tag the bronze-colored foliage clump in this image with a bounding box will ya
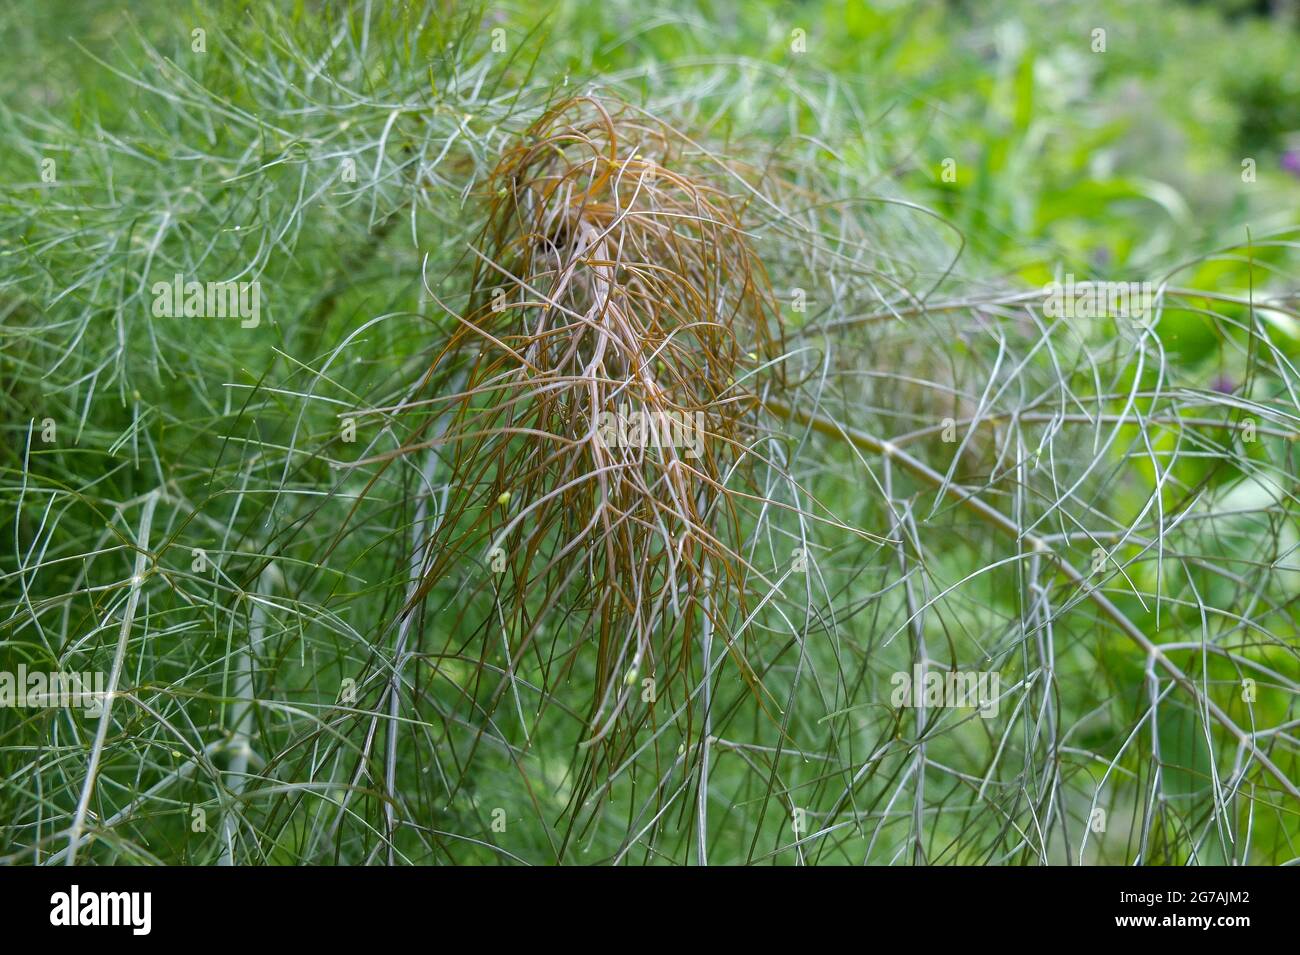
[408,95,786,781]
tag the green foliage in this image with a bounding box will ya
[1,0,1297,866]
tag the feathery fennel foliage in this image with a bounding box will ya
[1,0,1298,865]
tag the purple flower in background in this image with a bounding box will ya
[1282,150,1300,179]
[1210,375,1237,395]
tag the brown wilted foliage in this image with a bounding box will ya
[403,94,787,788]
